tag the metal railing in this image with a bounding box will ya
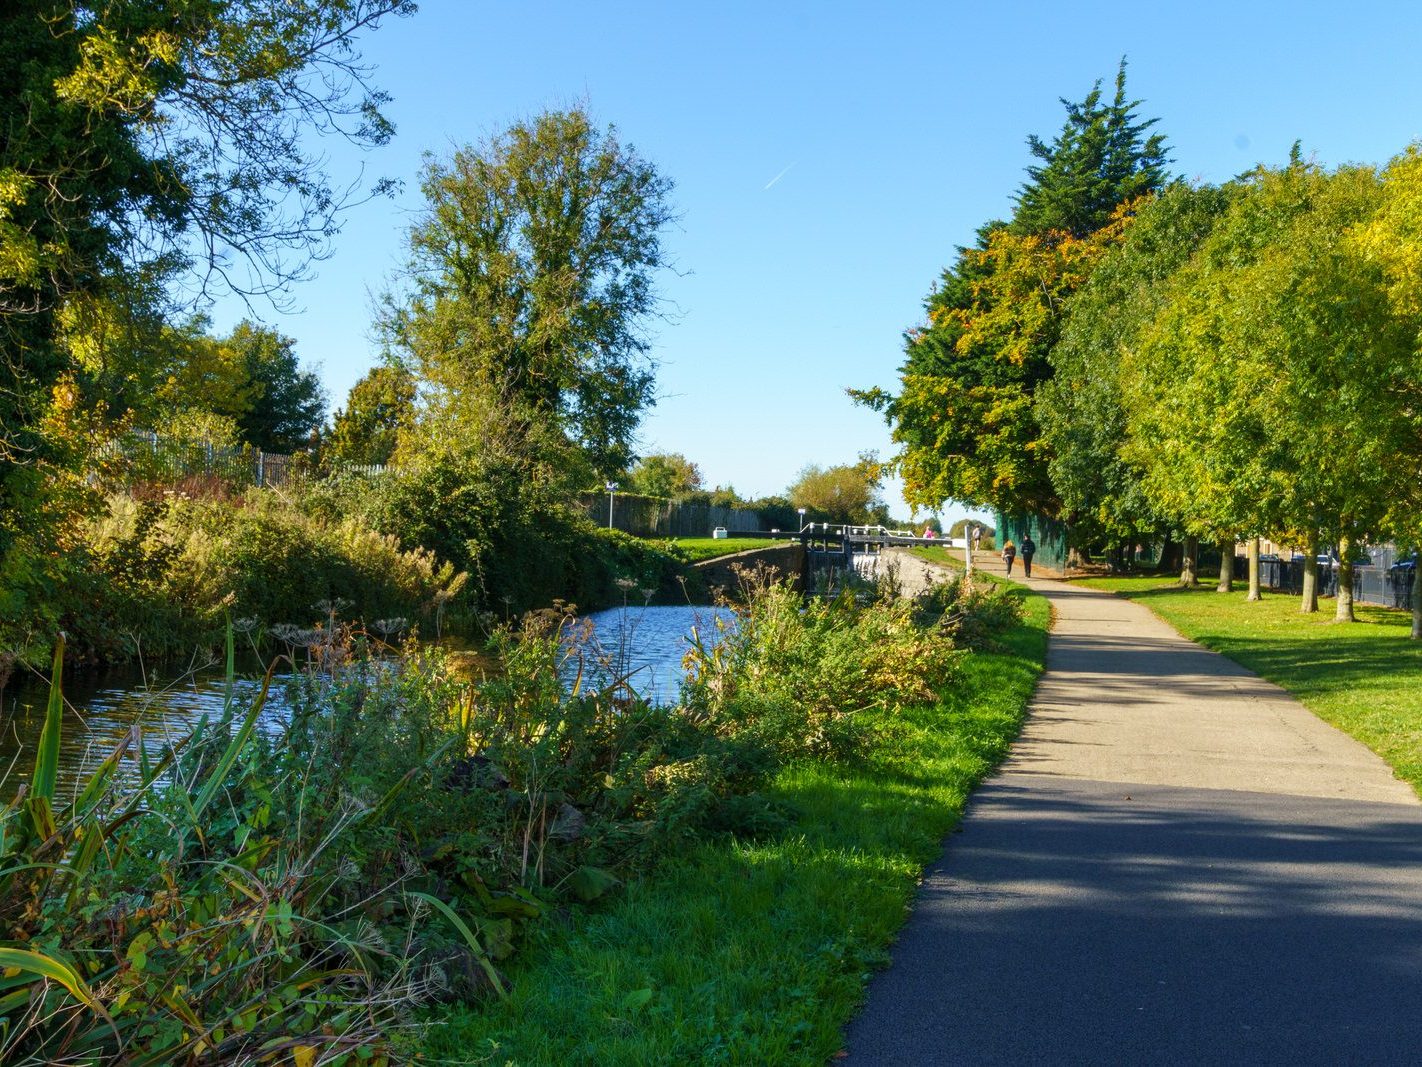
[1250,555,1414,609]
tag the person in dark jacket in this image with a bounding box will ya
[1002,539,1016,575]
[1021,535,1037,577]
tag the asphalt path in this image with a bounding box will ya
[843,561,1422,1065]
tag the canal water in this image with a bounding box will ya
[571,603,736,705]
[0,605,735,791]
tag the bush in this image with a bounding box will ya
[329,451,688,617]
[0,617,787,1060]
[54,491,467,664]
[914,574,1026,650]
[683,569,961,761]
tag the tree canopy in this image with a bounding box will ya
[1014,59,1170,237]
[0,0,409,601]
[626,452,704,500]
[329,364,417,466]
[858,62,1170,517]
[788,457,885,525]
[382,108,675,479]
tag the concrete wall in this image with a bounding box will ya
[692,541,805,598]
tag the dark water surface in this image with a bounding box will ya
[1,605,734,792]
[0,658,294,792]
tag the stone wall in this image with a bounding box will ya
[692,542,805,599]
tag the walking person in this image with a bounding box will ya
[1021,534,1036,578]
[1002,539,1016,576]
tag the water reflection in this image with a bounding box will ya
[574,604,736,705]
[0,660,293,794]
[0,605,735,794]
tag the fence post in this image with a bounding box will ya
[256,450,264,487]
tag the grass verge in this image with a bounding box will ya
[666,536,794,562]
[424,584,1049,1064]
[1076,576,1422,795]
[909,544,966,569]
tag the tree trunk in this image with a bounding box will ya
[1247,537,1261,602]
[1300,531,1319,613]
[1155,534,1177,575]
[1334,535,1355,622]
[1412,562,1422,639]
[1180,536,1199,587]
[1216,539,1235,593]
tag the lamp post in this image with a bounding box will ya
[605,482,616,529]
[797,507,807,533]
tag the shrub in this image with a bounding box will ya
[0,617,788,1060]
[56,491,468,664]
[683,569,961,760]
[914,574,1027,650]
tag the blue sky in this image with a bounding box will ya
[211,1,1422,524]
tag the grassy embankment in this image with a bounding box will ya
[664,536,793,562]
[910,544,965,570]
[1076,576,1422,794]
[427,580,1049,1063]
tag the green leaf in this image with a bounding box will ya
[621,987,653,1013]
[0,946,106,1017]
[568,865,620,902]
[193,658,279,817]
[32,635,66,805]
[406,890,506,998]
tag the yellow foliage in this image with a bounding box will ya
[54,26,176,116]
[1356,144,1422,317]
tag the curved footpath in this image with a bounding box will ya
[844,558,1422,1064]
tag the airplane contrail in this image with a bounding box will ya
[763,162,796,190]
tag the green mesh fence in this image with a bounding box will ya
[994,511,1070,572]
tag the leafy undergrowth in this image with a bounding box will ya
[1077,576,1422,795]
[424,581,1049,1064]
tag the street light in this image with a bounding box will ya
[797,507,807,532]
[605,481,616,529]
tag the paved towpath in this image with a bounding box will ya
[844,557,1422,1064]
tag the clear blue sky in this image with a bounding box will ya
[211,1,1422,526]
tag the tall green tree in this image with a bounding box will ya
[1014,58,1171,236]
[859,65,1170,517]
[787,457,884,525]
[381,108,675,479]
[1037,183,1231,549]
[1122,161,1412,618]
[225,321,326,453]
[329,364,417,466]
[1355,144,1422,636]
[626,452,703,500]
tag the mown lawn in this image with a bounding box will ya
[424,584,1049,1064]
[667,536,793,562]
[1076,576,1422,795]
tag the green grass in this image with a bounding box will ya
[668,536,795,562]
[1076,576,1422,795]
[425,587,1049,1064]
[909,544,965,569]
